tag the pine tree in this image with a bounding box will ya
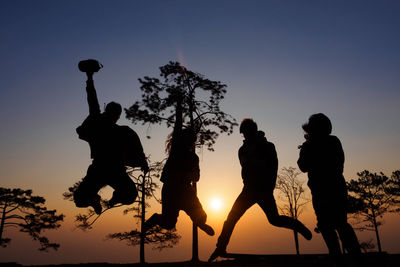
[0,188,64,251]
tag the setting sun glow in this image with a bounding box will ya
[210,197,223,211]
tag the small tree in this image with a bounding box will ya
[347,170,398,253]
[106,162,180,262]
[359,239,376,253]
[125,61,237,260]
[276,167,309,255]
[388,170,400,212]
[64,161,180,262]
[0,188,64,251]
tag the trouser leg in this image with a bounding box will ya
[144,212,178,231]
[259,193,311,239]
[313,198,342,257]
[155,184,180,230]
[182,185,215,235]
[144,213,163,230]
[73,164,105,207]
[320,227,342,256]
[182,185,208,226]
[108,168,138,206]
[337,222,361,255]
[216,188,254,250]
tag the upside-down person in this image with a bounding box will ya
[143,95,214,236]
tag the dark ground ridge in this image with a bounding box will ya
[1,253,399,267]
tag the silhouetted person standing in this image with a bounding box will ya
[73,59,148,214]
[209,119,312,262]
[143,97,214,236]
[297,113,361,260]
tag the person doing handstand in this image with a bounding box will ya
[209,118,312,262]
[144,96,214,236]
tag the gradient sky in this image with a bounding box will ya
[1,0,400,265]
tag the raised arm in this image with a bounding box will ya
[86,73,101,116]
[170,97,183,149]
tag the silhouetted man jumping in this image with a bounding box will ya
[208,119,312,262]
[297,113,360,261]
[73,59,148,214]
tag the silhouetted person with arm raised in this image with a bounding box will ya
[208,119,312,262]
[297,113,360,262]
[143,96,214,236]
[73,59,148,214]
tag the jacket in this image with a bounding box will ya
[238,131,278,189]
[297,135,346,194]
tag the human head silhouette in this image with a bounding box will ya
[166,128,197,154]
[302,113,332,137]
[240,118,258,140]
[180,128,197,151]
[104,101,122,123]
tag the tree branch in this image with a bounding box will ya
[5,204,20,214]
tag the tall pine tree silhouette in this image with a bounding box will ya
[126,61,237,260]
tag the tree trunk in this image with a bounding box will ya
[0,204,6,241]
[191,182,199,262]
[140,173,146,263]
[185,84,200,262]
[293,230,300,255]
[189,93,199,262]
[372,214,382,253]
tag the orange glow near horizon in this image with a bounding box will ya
[209,196,223,211]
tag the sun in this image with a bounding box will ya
[210,197,223,211]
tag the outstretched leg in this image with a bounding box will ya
[143,213,163,231]
[182,185,214,236]
[260,193,312,240]
[209,188,255,262]
[144,184,179,231]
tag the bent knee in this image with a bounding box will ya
[268,218,280,226]
[162,219,177,230]
[163,223,176,230]
[114,188,138,205]
[190,209,207,225]
[73,192,89,208]
[161,215,178,230]
[267,213,287,226]
[74,200,89,208]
